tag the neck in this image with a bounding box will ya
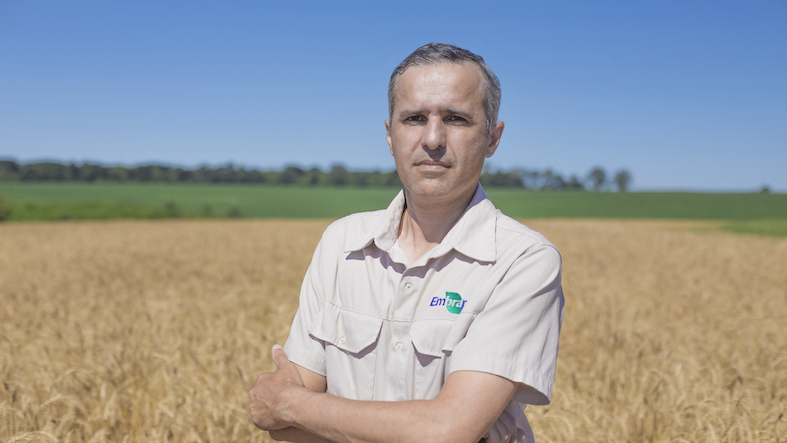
[397,186,476,263]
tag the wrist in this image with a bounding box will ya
[280,384,315,427]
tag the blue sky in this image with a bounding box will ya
[1,0,785,191]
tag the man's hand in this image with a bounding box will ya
[248,344,305,431]
[482,405,531,443]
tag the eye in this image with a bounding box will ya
[404,115,426,124]
[445,115,467,124]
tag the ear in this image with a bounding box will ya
[485,121,504,158]
[385,119,394,156]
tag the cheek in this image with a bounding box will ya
[458,138,489,164]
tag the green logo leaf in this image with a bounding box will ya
[445,292,464,314]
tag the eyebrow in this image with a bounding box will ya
[397,109,476,120]
[446,109,475,120]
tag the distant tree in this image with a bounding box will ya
[587,167,607,191]
[328,165,349,186]
[189,166,212,182]
[540,169,566,190]
[173,167,191,182]
[161,166,179,182]
[565,175,585,190]
[519,170,542,189]
[381,170,402,187]
[107,166,129,181]
[242,169,267,184]
[481,170,524,188]
[613,170,632,192]
[19,162,68,181]
[149,165,167,182]
[491,171,513,187]
[280,166,305,185]
[265,170,282,184]
[0,160,20,180]
[300,168,324,186]
[212,165,239,183]
[4,159,626,191]
[353,171,372,187]
[0,194,11,221]
[480,166,525,188]
[78,163,104,181]
[65,163,80,180]
[130,165,153,181]
[365,171,384,187]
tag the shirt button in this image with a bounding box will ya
[405,282,413,290]
[338,336,346,344]
[395,342,403,350]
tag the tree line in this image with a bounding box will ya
[0,160,633,191]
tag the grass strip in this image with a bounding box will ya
[6,201,196,221]
[718,219,787,237]
[1,183,786,221]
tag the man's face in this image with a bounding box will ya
[385,62,504,206]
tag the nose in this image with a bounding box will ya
[422,117,446,151]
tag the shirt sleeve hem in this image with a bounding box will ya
[447,361,554,405]
[283,340,326,377]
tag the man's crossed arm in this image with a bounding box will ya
[249,345,526,443]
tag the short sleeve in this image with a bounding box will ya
[283,238,328,376]
[448,244,564,405]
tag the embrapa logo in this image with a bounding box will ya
[430,292,466,314]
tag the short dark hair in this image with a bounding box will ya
[388,43,501,134]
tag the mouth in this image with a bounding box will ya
[414,160,450,168]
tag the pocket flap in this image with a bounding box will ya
[410,320,457,357]
[309,303,383,354]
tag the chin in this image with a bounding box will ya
[408,183,457,201]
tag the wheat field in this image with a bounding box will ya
[1,219,785,442]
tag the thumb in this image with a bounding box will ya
[271,344,290,369]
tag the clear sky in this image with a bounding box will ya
[1,0,785,191]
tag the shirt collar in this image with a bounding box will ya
[345,183,497,263]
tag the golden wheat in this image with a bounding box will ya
[1,219,785,442]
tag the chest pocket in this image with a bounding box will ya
[410,320,457,357]
[308,302,382,400]
[410,311,475,356]
[409,319,468,398]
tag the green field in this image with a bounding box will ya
[1,183,786,236]
[0,183,402,219]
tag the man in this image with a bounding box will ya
[249,43,564,443]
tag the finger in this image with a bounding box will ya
[486,419,506,443]
[486,425,502,443]
[271,344,289,369]
[502,410,515,431]
[500,411,515,442]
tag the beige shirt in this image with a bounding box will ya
[284,184,564,436]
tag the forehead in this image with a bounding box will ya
[394,62,485,111]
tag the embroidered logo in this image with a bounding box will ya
[430,292,466,314]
